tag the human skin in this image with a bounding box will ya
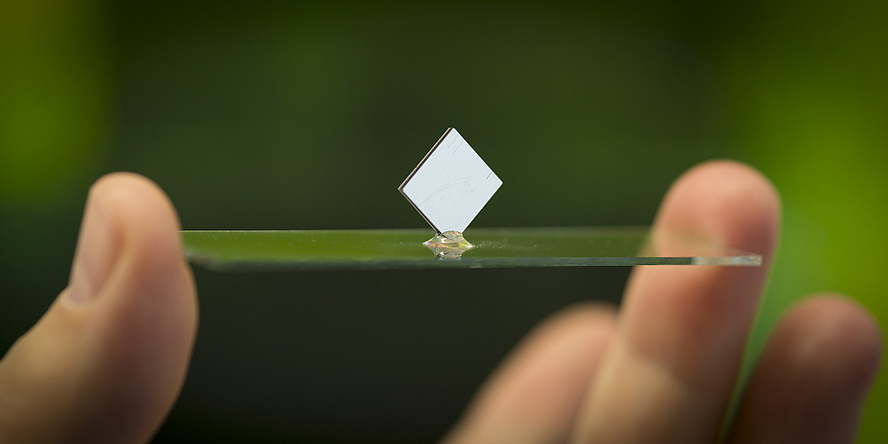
[0,161,881,443]
[444,161,882,444]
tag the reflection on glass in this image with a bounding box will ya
[423,231,475,260]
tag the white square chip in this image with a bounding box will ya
[399,128,502,234]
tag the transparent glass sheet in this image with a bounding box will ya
[182,227,761,272]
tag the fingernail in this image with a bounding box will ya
[67,183,118,304]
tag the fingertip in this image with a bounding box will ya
[72,172,197,441]
[729,294,883,443]
[772,294,883,396]
[655,160,781,260]
[445,303,617,444]
[90,172,184,262]
[619,160,784,385]
[86,172,198,418]
[83,172,195,311]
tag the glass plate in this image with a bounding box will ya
[182,227,761,271]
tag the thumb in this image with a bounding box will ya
[0,173,198,444]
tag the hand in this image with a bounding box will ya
[0,162,881,443]
[0,174,198,443]
[443,161,882,444]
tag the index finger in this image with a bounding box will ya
[572,160,781,443]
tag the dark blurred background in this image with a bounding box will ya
[2,1,886,442]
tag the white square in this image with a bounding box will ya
[399,128,502,233]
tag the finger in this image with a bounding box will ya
[0,173,198,444]
[444,303,617,444]
[573,160,781,443]
[727,295,882,444]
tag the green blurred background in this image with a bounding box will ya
[1,1,886,442]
